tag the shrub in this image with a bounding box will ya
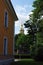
[34,44,43,61]
[14,54,31,59]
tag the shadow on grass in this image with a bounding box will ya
[10,59,43,65]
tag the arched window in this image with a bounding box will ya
[4,37,8,55]
[4,11,8,27]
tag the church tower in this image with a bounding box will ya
[20,24,24,34]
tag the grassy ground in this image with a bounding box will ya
[10,59,43,65]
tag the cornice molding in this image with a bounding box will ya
[5,0,18,21]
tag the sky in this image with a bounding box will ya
[11,0,34,34]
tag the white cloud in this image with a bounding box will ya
[15,5,30,24]
[17,13,29,22]
[24,28,28,35]
[14,5,32,34]
[15,21,21,27]
[15,5,26,13]
[28,11,33,15]
[15,5,33,22]
[11,0,33,34]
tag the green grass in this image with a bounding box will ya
[18,59,34,61]
[10,59,43,65]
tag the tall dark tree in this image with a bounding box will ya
[24,14,37,43]
[24,14,37,55]
[32,0,43,45]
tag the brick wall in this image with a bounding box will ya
[0,0,14,55]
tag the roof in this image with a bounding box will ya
[5,0,18,21]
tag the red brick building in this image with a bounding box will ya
[0,0,18,56]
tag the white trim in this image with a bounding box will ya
[4,10,8,28]
[3,36,8,55]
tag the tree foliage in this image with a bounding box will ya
[32,0,43,44]
[24,0,43,56]
[16,34,30,51]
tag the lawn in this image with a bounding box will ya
[10,59,43,65]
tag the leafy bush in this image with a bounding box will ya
[34,44,43,61]
[14,54,31,59]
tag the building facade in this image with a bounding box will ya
[0,0,18,56]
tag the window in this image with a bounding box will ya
[4,37,8,55]
[4,11,8,27]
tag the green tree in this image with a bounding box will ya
[15,34,21,50]
[30,0,43,58]
[23,0,43,57]
[16,34,30,53]
[24,14,37,44]
[32,0,43,45]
